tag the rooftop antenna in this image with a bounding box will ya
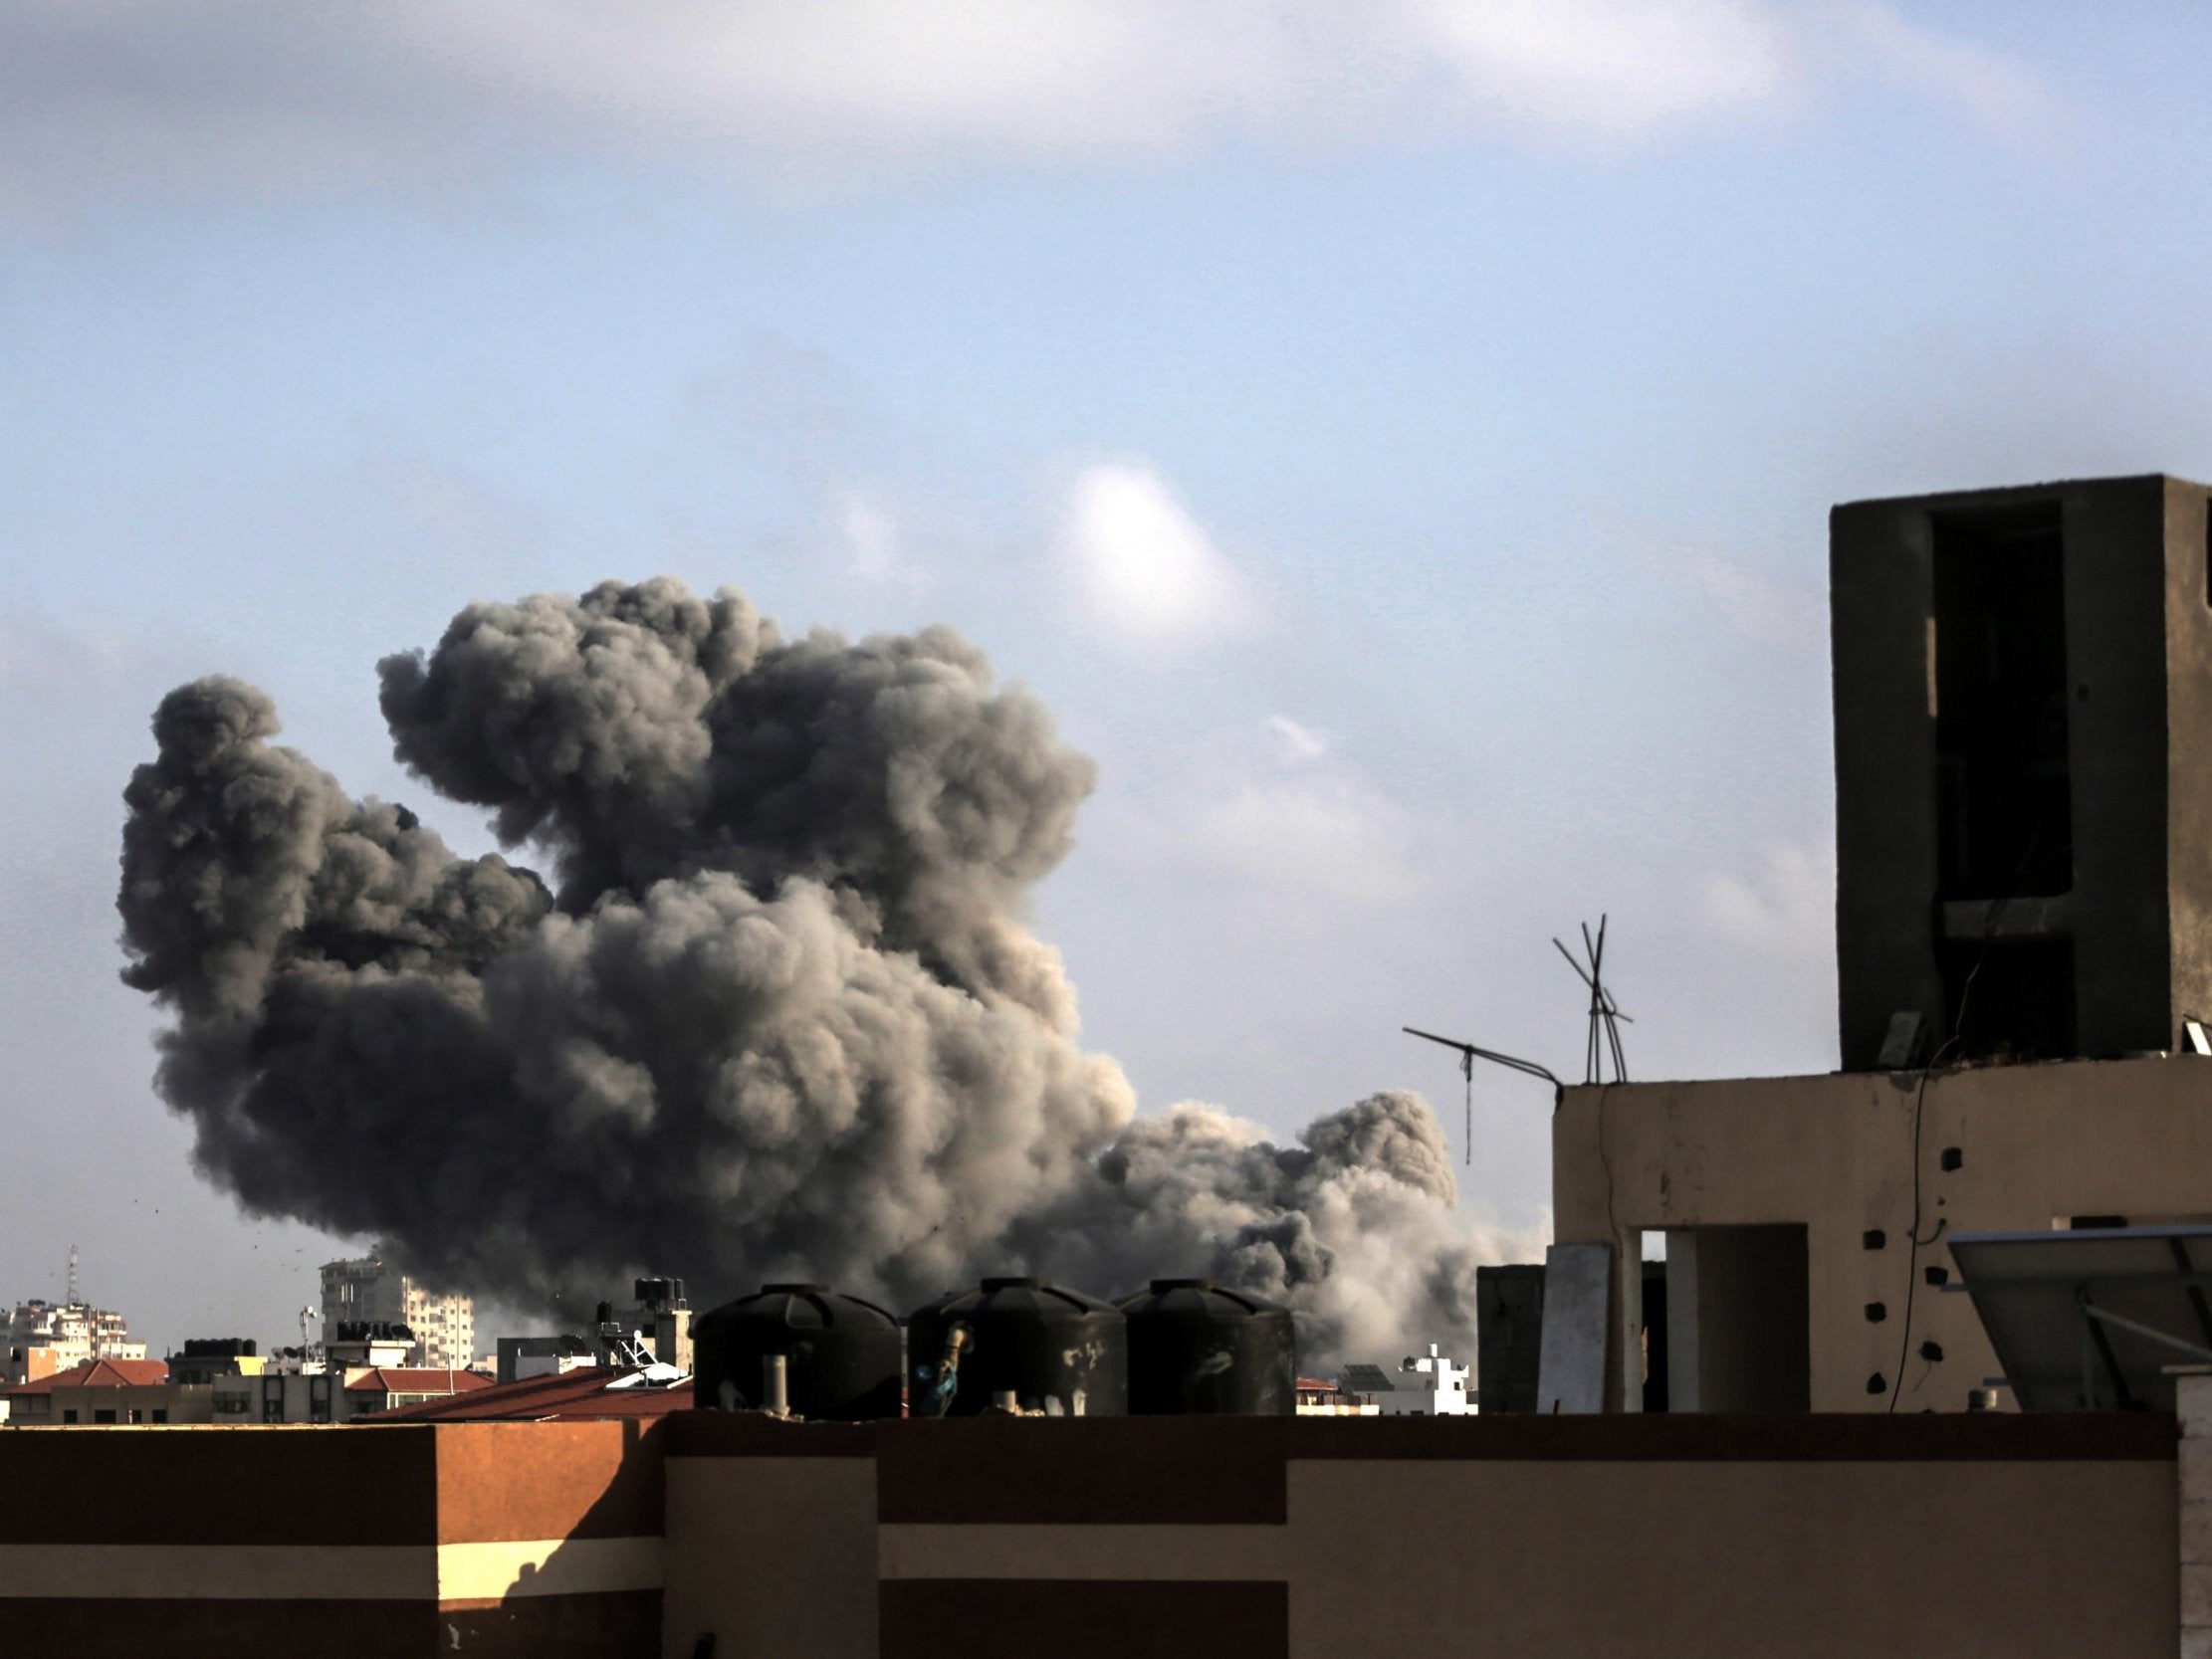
[1553,914,1631,1085]
[301,1307,319,1349]
[1400,1027,1563,1166]
[66,1244,79,1307]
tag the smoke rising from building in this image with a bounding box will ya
[118,578,1520,1364]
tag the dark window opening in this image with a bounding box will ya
[93,1409,115,1424]
[2070,1214,2130,1230]
[62,1409,78,1424]
[1931,503,2072,900]
[1937,938,2075,1062]
[1640,1259,1668,1413]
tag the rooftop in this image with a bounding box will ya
[370,1365,692,1421]
[1,1358,168,1394]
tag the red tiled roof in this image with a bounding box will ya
[344,1367,494,1395]
[370,1366,695,1421]
[2,1358,168,1394]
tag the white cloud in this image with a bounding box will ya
[1822,1,2054,138]
[1176,717,1435,910]
[835,493,908,584]
[0,3,2050,220]
[1408,0,1790,139]
[1700,842,1835,958]
[1266,715,1331,767]
[1190,773,1431,909]
[1056,461,1257,648]
[1675,550,1827,653]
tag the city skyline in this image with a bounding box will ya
[15,6,2212,1350]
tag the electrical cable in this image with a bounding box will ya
[1886,869,2027,1412]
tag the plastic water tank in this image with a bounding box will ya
[691,1283,903,1420]
[906,1277,1127,1417]
[1119,1279,1296,1415]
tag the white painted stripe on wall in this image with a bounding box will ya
[878,1523,1288,1581]
[437,1536,665,1601]
[0,1537,665,1602]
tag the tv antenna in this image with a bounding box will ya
[1401,1027,1562,1166]
[1554,915,1630,1085]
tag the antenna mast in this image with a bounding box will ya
[1401,1027,1563,1166]
[66,1244,79,1306]
[1553,915,1631,1085]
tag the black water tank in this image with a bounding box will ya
[907,1277,1127,1417]
[692,1283,903,1420]
[1120,1279,1296,1415]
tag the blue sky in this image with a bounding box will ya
[7,2,2212,1349]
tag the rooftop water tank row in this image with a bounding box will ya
[692,1277,1296,1420]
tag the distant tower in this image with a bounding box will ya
[1831,475,2212,1068]
[66,1244,78,1306]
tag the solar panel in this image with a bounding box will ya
[1946,1225,2212,1411]
[1337,1363,1393,1394]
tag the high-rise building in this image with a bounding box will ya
[318,1250,474,1370]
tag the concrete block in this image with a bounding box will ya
[2180,1373,2212,1436]
[2181,1499,2212,1566]
[1535,1242,1611,1415]
[2181,1562,2212,1630]
[2182,1438,2212,1498]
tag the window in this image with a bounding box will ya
[62,1409,78,1424]
[263,1398,283,1423]
[151,1409,168,1425]
[127,1409,143,1424]
[93,1409,115,1424]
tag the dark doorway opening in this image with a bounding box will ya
[1661,1224,1811,1412]
[1931,503,2073,902]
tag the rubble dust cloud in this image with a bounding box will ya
[117,578,1525,1364]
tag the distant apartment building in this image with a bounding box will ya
[0,1357,200,1424]
[4,1298,146,1385]
[319,1250,474,1369]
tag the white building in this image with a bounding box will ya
[4,1299,146,1385]
[1341,1344,1475,1416]
[319,1250,474,1369]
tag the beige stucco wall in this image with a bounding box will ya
[778,1440,2177,1659]
[1554,1055,2212,1411]
[661,1455,877,1659]
[1286,1455,2175,1659]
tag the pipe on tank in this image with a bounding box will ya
[763,1352,789,1418]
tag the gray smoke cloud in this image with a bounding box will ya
[118,578,1523,1366]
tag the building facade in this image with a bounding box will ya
[3,1298,145,1385]
[1541,474,2212,1417]
[320,1250,474,1369]
[0,1412,2178,1658]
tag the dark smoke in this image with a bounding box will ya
[118,579,1525,1365]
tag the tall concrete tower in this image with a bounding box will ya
[1831,474,2212,1069]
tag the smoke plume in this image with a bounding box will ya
[118,578,1520,1365]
